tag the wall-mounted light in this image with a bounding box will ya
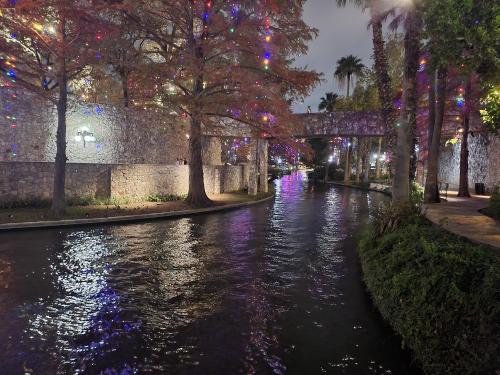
[75,126,96,147]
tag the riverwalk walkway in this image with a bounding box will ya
[0,192,274,231]
[424,193,500,249]
[328,181,500,249]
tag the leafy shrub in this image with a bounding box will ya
[358,213,500,374]
[370,201,421,238]
[483,185,500,219]
[0,198,51,209]
[146,193,185,202]
[410,182,424,204]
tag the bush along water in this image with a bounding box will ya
[358,202,500,375]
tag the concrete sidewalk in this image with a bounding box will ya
[424,193,500,249]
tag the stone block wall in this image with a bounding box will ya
[438,134,500,192]
[0,87,190,164]
[220,165,249,192]
[110,165,190,198]
[0,162,248,204]
[0,162,111,202]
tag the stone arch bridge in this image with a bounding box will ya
[202,111,386,195]
[204,111,386,139]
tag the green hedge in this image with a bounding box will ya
[358,215,500,375]
[483,186,500,220]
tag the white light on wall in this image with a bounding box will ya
[75,127,96,148]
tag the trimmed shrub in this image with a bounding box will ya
[358,210,500,374]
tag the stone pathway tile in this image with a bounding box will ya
[424,194,500,249]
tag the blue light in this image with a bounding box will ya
[6,69,16,78]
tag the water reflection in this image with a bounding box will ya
[0,172,421,374]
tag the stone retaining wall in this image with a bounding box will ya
[438,134,500,192]
[0,162,248,203]
[0,87,190,164]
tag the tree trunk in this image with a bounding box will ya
[375,137,382,179]
[346,73,351,97]
[363,138,370,183]
[343,139,351,182]
[424,67,448,203]
[392,11,420,203]
[120,70,129,108]
[52,74,68,216]
[369,4,395,162]
[185,5,210,206]
[51,18,68,217]
[457,76,472,197]
[427,71,436,151]
[186,115,210,206]
[355,137,362,183]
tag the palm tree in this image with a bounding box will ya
[379,3,422,202]
[334,55,364,97]
[336,0,396,168]
[318,92,338,112]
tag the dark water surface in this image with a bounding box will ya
[0,172,421,374]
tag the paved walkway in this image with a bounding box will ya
[424,193,500,249]
[0,194,274,232]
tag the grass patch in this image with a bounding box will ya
[358,205,500,374]
[65,195,136,207]
[146,193,186,202]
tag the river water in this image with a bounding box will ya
[0,172,421,374]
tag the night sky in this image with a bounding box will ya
[293,0,373,113]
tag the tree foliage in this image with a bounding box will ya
[480,85,499,133]
[318,92,338,112]
[334,54,364,97]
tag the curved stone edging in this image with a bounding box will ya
[326,181,391,196]
[0,194,275,232]
[423,199,500,250]
[329,181,499,249]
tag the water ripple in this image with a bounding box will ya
[0,172,421,374]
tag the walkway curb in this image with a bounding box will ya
[423,198,500,250]
[0,194,275,232]
[329,181,500,249]
[326,181,391,196]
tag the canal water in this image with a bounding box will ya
[0,172,421,374]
